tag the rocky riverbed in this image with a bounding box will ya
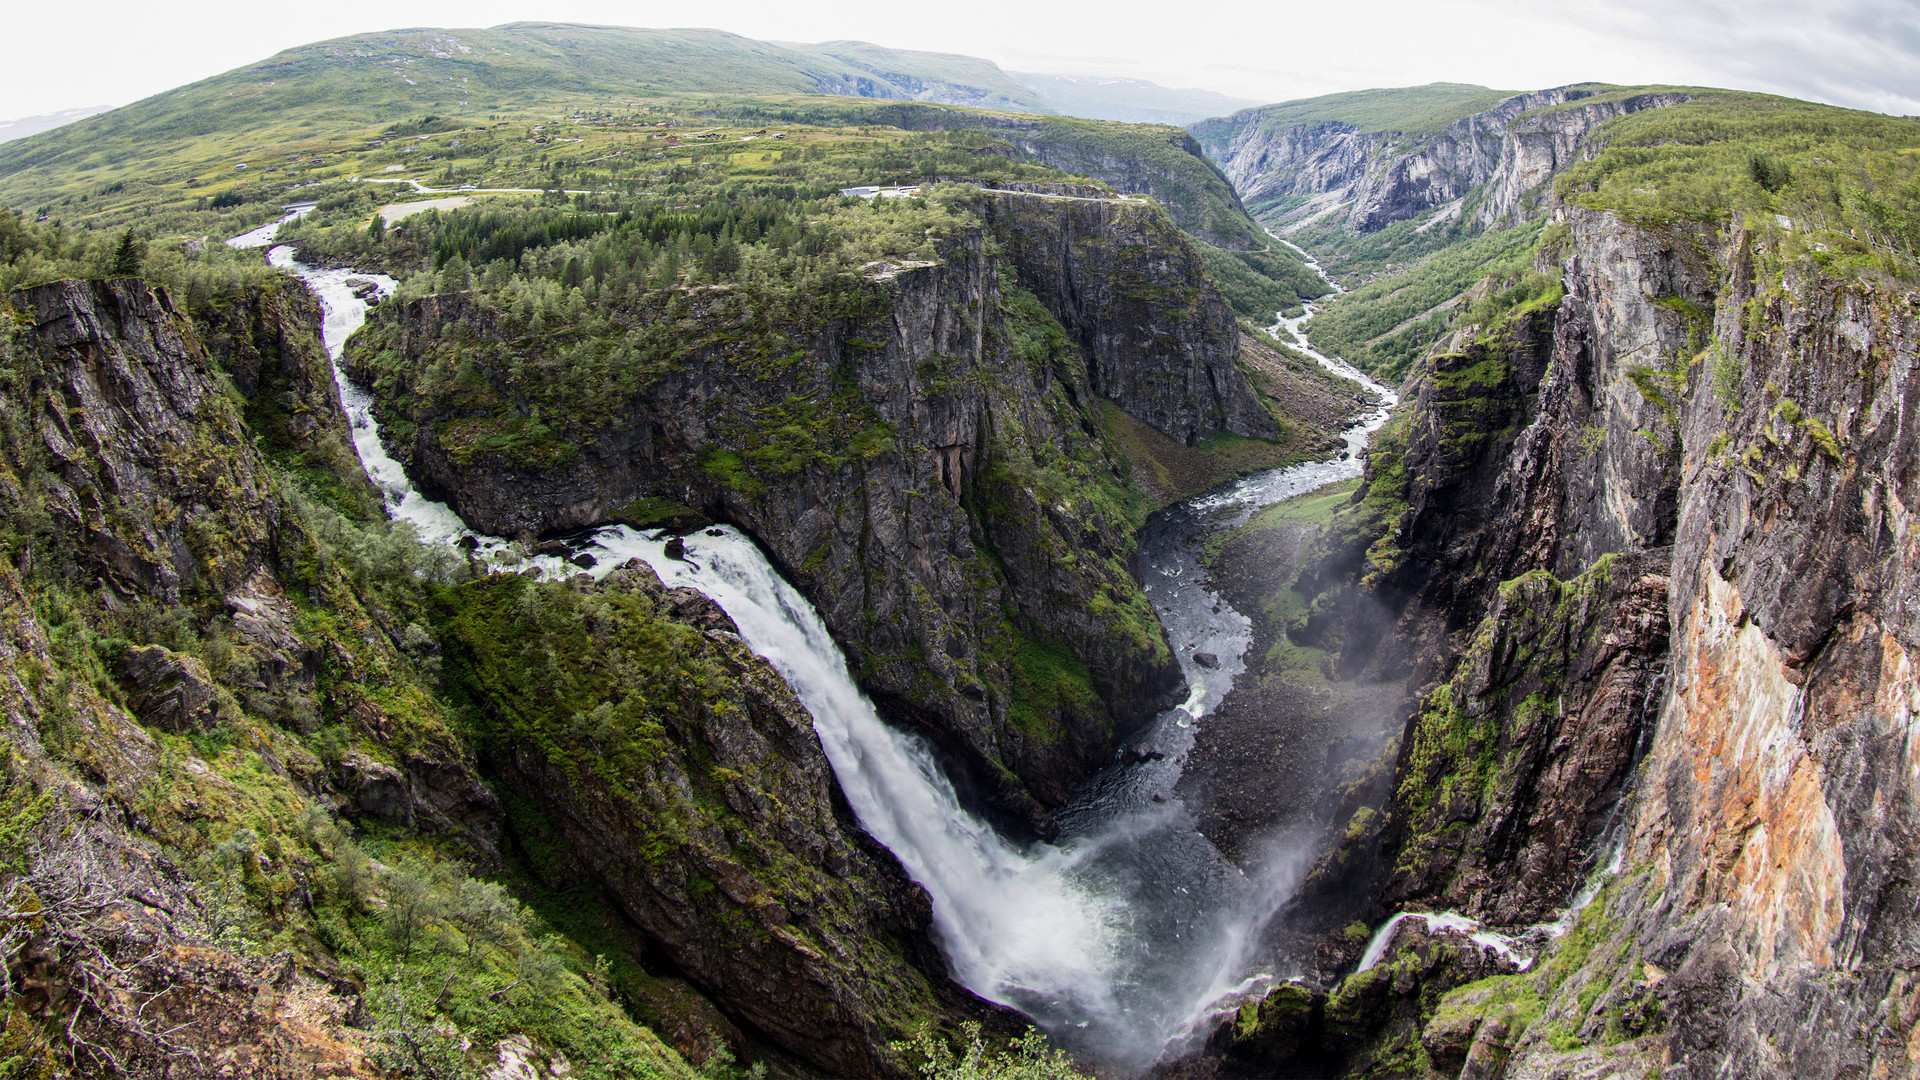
[1179,502,1409,869]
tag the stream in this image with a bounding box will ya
[233,212,1404,1072]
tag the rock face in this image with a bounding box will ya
[1377,551,1670,924]
[343,194,1277,825]
[1256,201,1920,1075]
[1,277,501,848]
[978,190,1277,445]
[443,562,1011,1077]
[5,278,292,602]
[1575,211,1920,1080]
[1191,87,1689,236]
[194,276,383,517]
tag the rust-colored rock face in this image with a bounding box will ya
[1244,198,1920,1076]
[1640,573,1848,978]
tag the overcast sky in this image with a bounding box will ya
[4,0,1917,121]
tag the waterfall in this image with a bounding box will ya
[238,210,1402,1072]
[243,218,1137,1040]
[610,529,1127,1013]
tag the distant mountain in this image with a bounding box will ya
[777,40,1050,113]
[0,23,1051,180]
[1188,82,1514,140]
[0,24,1067,193]
[0,106,112,143]
[1010,73,1259,125]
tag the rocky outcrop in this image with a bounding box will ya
[1219,922,1520,1076]
[977,190,1277,445]
[4,278,293,602]
[441,562,1014,1077]
[342,197,1279,824]
[1533,208,1920,1079]
[117,644,234,733]
[1377,551,1670,924]
[194,276,382,517]
[1192,87,1689,237]
[1,277,502,850]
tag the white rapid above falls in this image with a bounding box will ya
[236,214,600,579]
[233,209,1404,1073]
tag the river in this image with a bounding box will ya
[233,211,1401,1072]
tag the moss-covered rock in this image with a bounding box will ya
[434,561,1016,1076]
[0,276,707,1078]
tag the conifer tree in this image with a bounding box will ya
[107,228,141,277]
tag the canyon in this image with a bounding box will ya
[0,45,1916,1080]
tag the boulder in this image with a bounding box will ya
[118,646,228,734]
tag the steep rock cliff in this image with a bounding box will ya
[1501,208,1920,1079]
[977,190,1276,445]
[0,279,676,1077]
[342,194,1278,826]
[437,563,1013,1077]
[193,277,383,518]
[1192,87,1688,236]
[7,278,295,603]
[1,278,499,844]
[1244,199,1920,1076]
[1267,213,1698,957]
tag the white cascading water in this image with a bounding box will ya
[235,211,588,577]
[233,209,1404,1072]
[621,529,1128,1011]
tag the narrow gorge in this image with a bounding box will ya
[262,186,1399,1073]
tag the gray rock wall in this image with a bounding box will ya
[1195,87,1689,236]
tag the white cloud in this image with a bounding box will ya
[1493,0,1920,113]
[0,0,1913,122]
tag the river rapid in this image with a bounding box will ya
[234,212,1403,1073]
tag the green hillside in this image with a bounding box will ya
[728,100,1333,308]
[0,23,1043,196]
[0,22,1330,321]
[1555,88,1920,232]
